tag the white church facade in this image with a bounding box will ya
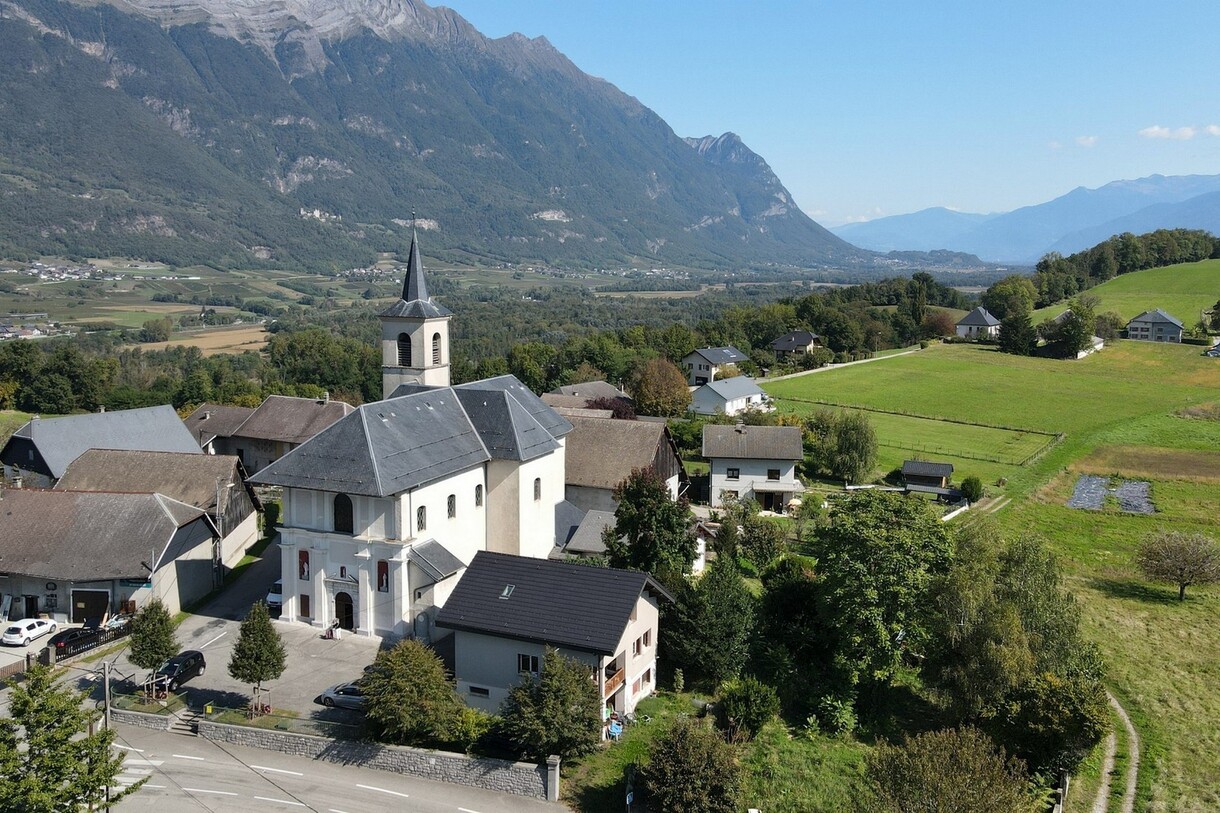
[249,232,571,640]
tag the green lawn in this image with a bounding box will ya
[1032,259,1220,325]
[0,410,31,445]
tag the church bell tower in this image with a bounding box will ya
[379,228,452,398]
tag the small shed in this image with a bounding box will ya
[902,459,954,489]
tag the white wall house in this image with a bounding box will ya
[703,423,805,514]
[955,306,1001,339]
[689,377,771,417]
[680,346,748,386]
[436,552,672,726]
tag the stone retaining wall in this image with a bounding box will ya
[196,720,557,800]
[111,708,171,731]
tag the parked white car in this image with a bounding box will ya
[266,579,283,613]
[2,618,57,646]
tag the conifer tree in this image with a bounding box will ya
[499,648,601,761]
[227,601,286,714]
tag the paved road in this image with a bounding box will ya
[110,724,566,813]
[762,347,921,382]
[79,538,384,721]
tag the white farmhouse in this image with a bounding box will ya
[703,423,804,513]
[689,376,771,416]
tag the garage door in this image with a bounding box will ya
[71,590,109,624]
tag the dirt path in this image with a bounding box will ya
[1090,691,1141,813]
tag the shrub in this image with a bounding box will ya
[362,639,466,748]
[714,677,779,742]
[814,694,858,736]
[641,717,741,813]
[499,648,601,761]
[961,476,984,502]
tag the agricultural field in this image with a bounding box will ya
[121,324,271,357]
[1031,258,1220,325]
[764,339,1220,811]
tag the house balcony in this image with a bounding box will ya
[603,666,625,698]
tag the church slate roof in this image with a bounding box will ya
[379,230,452,320]
[435,551,673,656]
[252,375,571,496]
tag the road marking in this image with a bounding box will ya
[173,754,206,761]
[459,808,483,813]
[123,759,164,767]
[356,784,410,799]
[112,744,144,752]
[144,784,167,789]
[255,796,305,807]
[252,765,303,776]
[329,809,352,813]
[183,788,238,796]
[199,631,228,649]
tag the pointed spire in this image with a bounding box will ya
[402,226,428,303]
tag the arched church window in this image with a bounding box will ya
[432,332,442,365]
[417,506,427,532]
[333,494,354,535]
[397,333,412,366]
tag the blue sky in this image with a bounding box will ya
[441,1,1220,226]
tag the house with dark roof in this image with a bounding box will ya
[680,346,748,386]
[955,306,1001,339]
[901,459,954,490]
[1126,308,1184,343]
[56,450,259,569]
[689,376,771,417]
[703,423,804,513]
[0,489,218,622]
[549,380,631,403]
[1,405,201,488]
[554,509,710,575]
[181,403,255,454]
[435,551,673,721]
[770,329,822,358]
[184,395,354,473]
[562,415,687,513]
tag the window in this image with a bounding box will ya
[767,468,781,481]
[432,332,442,365]
[644,669,652,686]
[726,467,740,480]
[469,686,490,698]
[475,484,483,507]
[339,566,348,579]
[377,560,389,593]
[533,477,541,501]
[632,677,641,694]
[298,550,310,581]
[397,332,411,366]
[299,594,310,617]
[632,637,642,657]
[333,494,354,534]
[447,494,456,519]
[517,654,540,675]
[643,630,651,647]
[416,506,427,532]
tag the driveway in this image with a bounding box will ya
[88,538,384,722]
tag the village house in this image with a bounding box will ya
[770,329,823,358]
[955,306,1001,339]
[435,551,673,723]
[1,405,201,489]
[1126,308,1184,343]
[689,376,771,417]
[0,489,219,622]
[184,395,353,472]
[561,415,687,513]
[680,346,748,386]
[55,449,259,570]
[703,423,804,513]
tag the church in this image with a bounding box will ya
[249,232,572,640]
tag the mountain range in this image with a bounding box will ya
[0,0,862,271]
[833,174,1220,263]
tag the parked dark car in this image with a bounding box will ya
[46,627,97,651]
[154,650,206,691]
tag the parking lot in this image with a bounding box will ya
[80,540,384,721]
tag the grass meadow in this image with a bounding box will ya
[763,339,1220,811]
[1031,258,1220,325]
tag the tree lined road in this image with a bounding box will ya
[110,724,566,812]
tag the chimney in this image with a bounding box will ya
[202,411,211,420]
[323,391,330,403]
[98,405,105,413]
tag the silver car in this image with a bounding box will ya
[317,681,365,710]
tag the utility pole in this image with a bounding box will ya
[103,660,112,731]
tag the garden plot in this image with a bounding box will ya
[1066,474,1155,514]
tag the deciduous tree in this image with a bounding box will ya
[630,357,691,417]
[605,469,695,579]
[128,598,179,675]
[0,665,140,811]
[363,639,467,747]
[498,648,601,761]
[982,275,1038,321]
[1135,530,1220,601]
[859,727,1041,813]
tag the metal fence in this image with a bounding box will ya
[48,620,132,663]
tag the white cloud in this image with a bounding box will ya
[1207,125,1220,136]
[1048,140,1063,150]
[842,207,885,224]
[1075,135,1099,148]
[1139,125,1197,140]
